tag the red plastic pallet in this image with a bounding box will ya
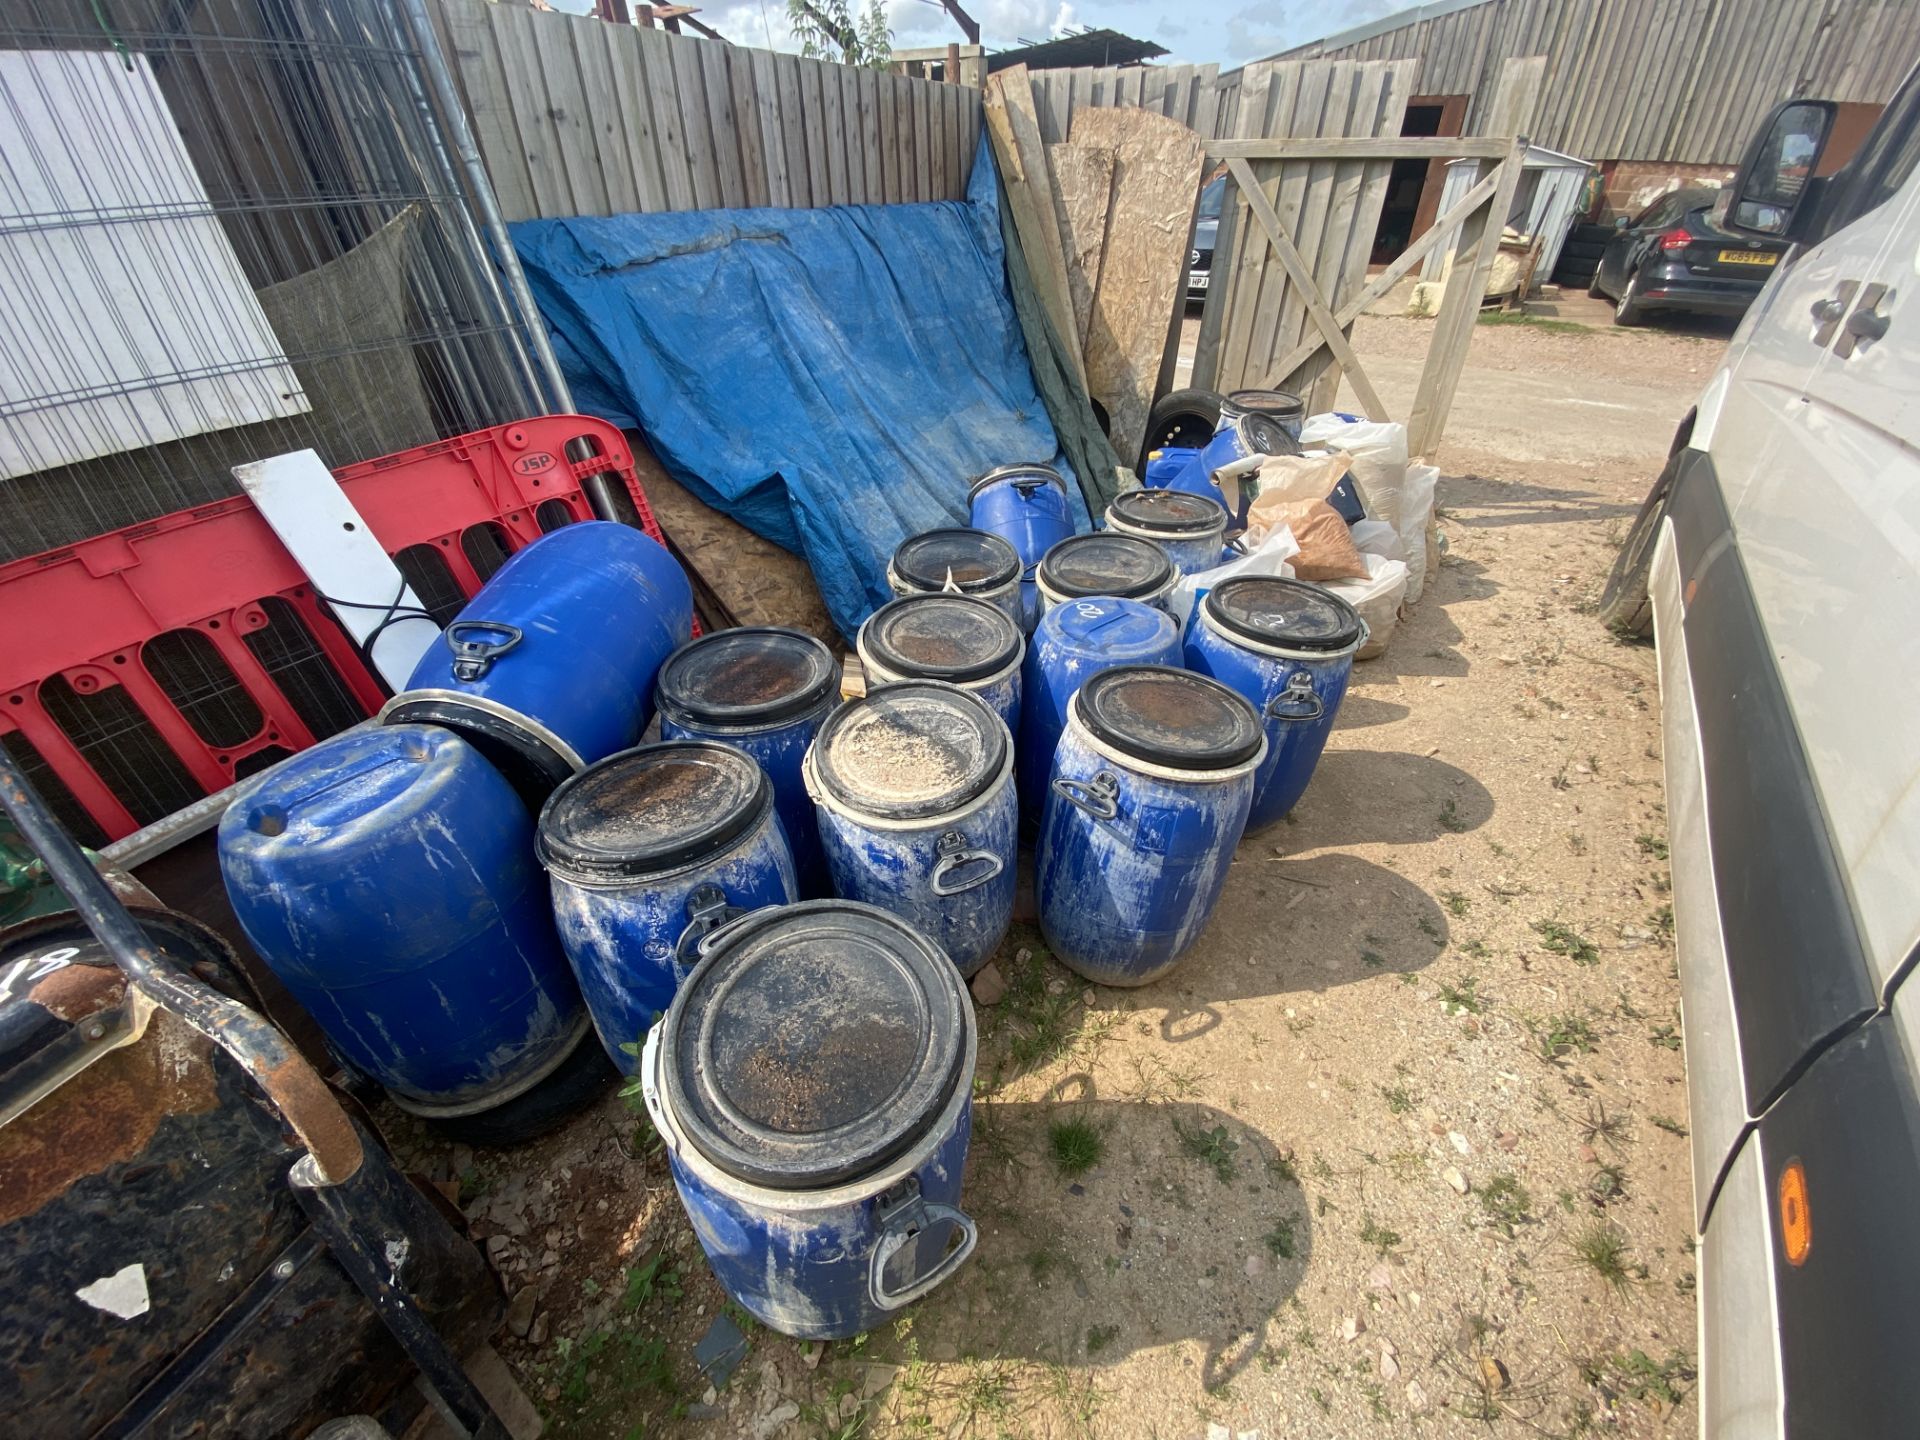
[1,416,671,844]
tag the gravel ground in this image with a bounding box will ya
[387,309,1729,1440]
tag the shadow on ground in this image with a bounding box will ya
[908,1090,1306,1392]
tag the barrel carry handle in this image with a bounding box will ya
[1052,770,1120,822]
[675,884,745,966]
[444,620,523,681]
[929,831,1003,897]
[1264,672,1324,724]
[869,1176,977,1311]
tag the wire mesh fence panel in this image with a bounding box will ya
[0,0,545,561]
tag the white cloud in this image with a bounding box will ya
[1049,2,1078,36]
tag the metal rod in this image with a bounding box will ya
[291,1151,511,1440]
[396,0,575,415]
[0,747,366,1184]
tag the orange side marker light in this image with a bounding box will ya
[1779,1159,1812,1267]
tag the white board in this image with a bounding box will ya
[0,51,311,480]
[233,450,440,690]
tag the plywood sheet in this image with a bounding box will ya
[631,450,838,645]
[1047,142,1115,350]
[1067,106,1206,467]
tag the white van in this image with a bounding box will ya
[1599,65,1920,1438]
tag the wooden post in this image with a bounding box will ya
[1405,57,1541,456]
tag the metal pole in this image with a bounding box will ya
[398,0,577,415]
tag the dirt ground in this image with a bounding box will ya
[386,308,1734,1440]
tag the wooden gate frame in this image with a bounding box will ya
[1208,135,1521,455]
[1194,59,1543,458]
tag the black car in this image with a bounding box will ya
[1589,185,1790,325]
[1187,174,1225,301]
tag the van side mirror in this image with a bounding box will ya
[1719,100,1836,239]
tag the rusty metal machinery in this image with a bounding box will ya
[0,750,511,1438]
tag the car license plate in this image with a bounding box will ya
[1189,271,1209,289]
[1719,250,1777,266]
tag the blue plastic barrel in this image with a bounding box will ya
[642,901,976,1339]
[655,628,838,899]
[856,594,1024,739]
[383,521,694,801]
[1017,596,1181,830]
[804,682,1015,977]
[886,529,1023,632]
[1104,489,1230,575]
[1218,388,1306,440]
[968,464,1075,628]
[1143,447,1201,489]
[1038,666,1265,986]
[1034,533,1177,620]
[1168,411,1299,518]
[218,724,589,1115]
[537,741,797,1070]
[1184,577,1365,831]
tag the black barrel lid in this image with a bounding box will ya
[1074,664,1264,771]
[811,681,1007,821]
[663,900,969,1189]
[861,594,1021,684]
[655,627,837,730]
[1204,576,1364,654]
[1229,411,1300,458]
[967,463,1066,504]
[537,741,770,882]
[1037,533,1175,600]
[890,528,1020,594]
[1222,388,1305,422]
[1107,488,1229,536]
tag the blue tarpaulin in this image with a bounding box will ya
[511,138,1088,639]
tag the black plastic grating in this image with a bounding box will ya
[0,729,109,849]
[143,628,263,749]
[37,675,204,825]
[394,543,469,628]
[536,499,577,532]
[232,745,297,782]
[240,597,370,742]
[461,522,514,584]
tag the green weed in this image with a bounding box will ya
[1437,974,1485,1015]
[1264,1216,1299,1259]
[1359,1214,1402,1256]
[1533,1010,1597,1061]
[1635,833,1669,860]
[1048,1117,1104,1176]
[1573,1223,1634,1290]
[1478,1172,1532,1234]
[1533,919,1599,965]
[1174,1119,1240,1183]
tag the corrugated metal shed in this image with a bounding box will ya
[1249,0,1914,165]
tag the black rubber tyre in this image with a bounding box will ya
[1612,273,1647,327]
[1598,461,1676,641]
[424,1031,620,1148]
[1137,387,1224,474]
[1568,222,1619,245]
[1562,239,1610,261]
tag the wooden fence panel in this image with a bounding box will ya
[431,0,980,218]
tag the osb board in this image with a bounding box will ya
[629,442,838,646]
[1047,141,1115,350]
[1067,106,1206,466]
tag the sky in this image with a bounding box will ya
[547,0,1411,71]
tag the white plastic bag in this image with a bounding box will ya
[1349,519,1405,564]
[1321,553,1408,660]
[1300,414,1409,532]
[1168,525,1300,629]
[1398,463,1438,605]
